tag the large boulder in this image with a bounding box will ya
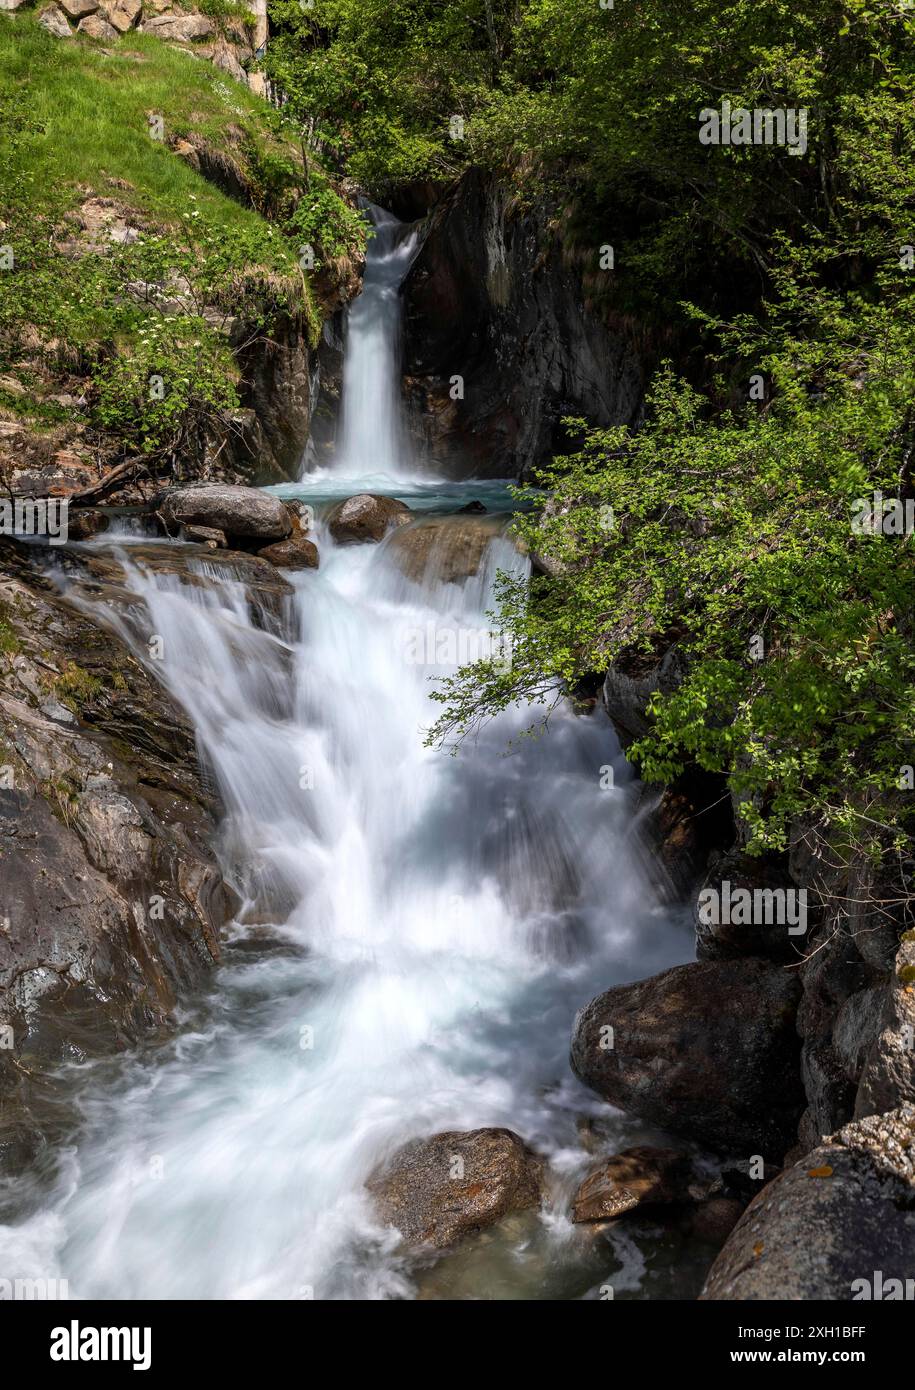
[107,0,141,30]
[37,6,73,35]
[694,850,803,962]
[387,516,500,584]
[57,0,96,16]
[571,958,805,1158]
[325,492,408,544]
[140,13,214,41]
[158,485,291,545]
[326,493,411,544]
[77,12,117,37]
[701,1105,915,1300]
[366,1127,544,1249]
[601,644,688,747]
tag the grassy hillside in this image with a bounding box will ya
[0,14,363,469]
[0,19,277,229]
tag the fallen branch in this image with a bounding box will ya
[67,456,159,507]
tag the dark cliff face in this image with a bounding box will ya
[0,540,238,1170]
[401,169,646,480]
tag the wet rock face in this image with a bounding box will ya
[571,958,805,1159]
[386,516,501,584]
[366,1128,545,1249]
[327,494,412,544]
[67,509,109,542]
[701,1105,915,1300]
[402,169,645,480]
[238,314,317,483]
[159,484,292,544]
[694,850,803,963]
[66,541,293,636]
[0,540,235,1153]
[601,645,689,748]
[572,1146,693,1222]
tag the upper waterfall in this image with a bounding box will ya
[331,204,421,483]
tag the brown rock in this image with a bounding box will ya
[206,38,247,84]
[855,934,915,1118]
[367,1128,544,1249]
[57,0,97,16]
[107,0,141,31]
[572,1146,692,1222]
[257,536,319,571]
[36,8,73,39]
[0,538,236,1152]
[140,12,213,41]
[690,1197,746,1245]
[181,524,227,550]
[326,493,412,545]
[77,12,118,38]
[701,1106,915,1299]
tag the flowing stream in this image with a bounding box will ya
[1,210,702,1300]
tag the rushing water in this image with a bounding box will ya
[333,204,420,483]
[0,209,703,1300]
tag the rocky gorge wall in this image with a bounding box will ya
[0,537,237,1175]
[401,169,647,480]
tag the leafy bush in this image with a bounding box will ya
[426,23,915,894]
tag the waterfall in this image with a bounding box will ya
[331,204,420,483]
[0,206,694,1301]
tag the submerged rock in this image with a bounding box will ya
[159,484,291,544]
[326,493,411,544]
[73,541,291,602]
[572,1145,693,1222]
[570,958,805,1158]
[701,1105,915,1299]
[67,509,109,541]
[366,1127,544,1249]
[387,516,499,584]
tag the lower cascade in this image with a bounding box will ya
[3,504,691,1298]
